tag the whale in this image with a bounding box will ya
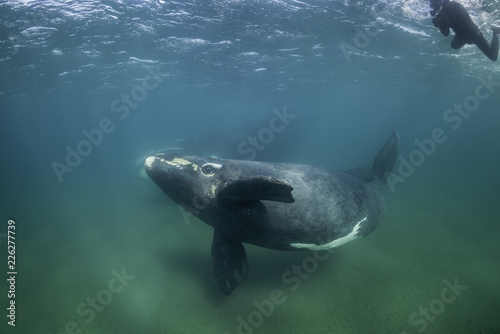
[144,131,399,295]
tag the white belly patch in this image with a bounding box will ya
[290,216,367,250]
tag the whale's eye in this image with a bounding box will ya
[201,163,222,176]
[202,164,216,175]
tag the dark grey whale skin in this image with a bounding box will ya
[145,131,399,294]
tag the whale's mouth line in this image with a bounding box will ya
[290,216,367,251]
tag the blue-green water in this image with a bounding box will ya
[1,1,500,333]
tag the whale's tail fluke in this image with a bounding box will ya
[372,130,399,185]
[345,131,399,185]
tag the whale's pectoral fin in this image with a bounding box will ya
[218,176,294,207]
[211,231,248,296]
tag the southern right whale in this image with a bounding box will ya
[144,131,399,295]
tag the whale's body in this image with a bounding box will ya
[145,131,399,295]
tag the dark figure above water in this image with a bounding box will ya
[430,0,500,61]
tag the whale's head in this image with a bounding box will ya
[144,153,228,216]
[145,153,294,220]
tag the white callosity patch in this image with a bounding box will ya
[210,184,217,197]
[145,156,156,169]
[290,216,367,250]
[145,156,199,171]
[172,157,195,167]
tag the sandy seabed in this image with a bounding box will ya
[2,173,499,334]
